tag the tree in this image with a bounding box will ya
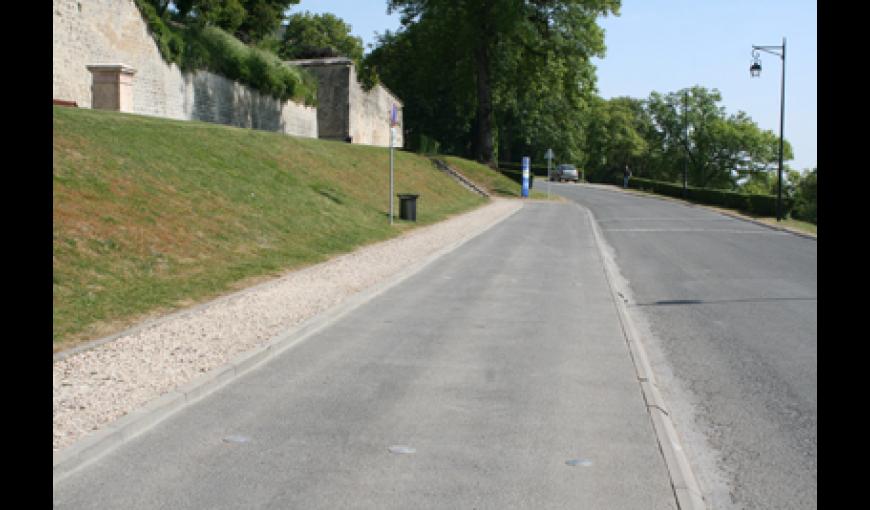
[365,17,478,156]
[791,167,817,223]
[236,0,299,43]
[161,0,298,43]
[582,96,649,181]
[279,12,364,63]
[384,0,620,165]
[644,86,791,190]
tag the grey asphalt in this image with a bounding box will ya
[53,202,677,510]
[545,182,817,509]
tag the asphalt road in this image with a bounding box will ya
[53,202,677,510]
[544,182,817,509]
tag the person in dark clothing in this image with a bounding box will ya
[623,165,632,188]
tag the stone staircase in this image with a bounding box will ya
[431,158,491,198]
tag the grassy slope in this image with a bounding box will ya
[53,107,488,350]
[441,156,549,199]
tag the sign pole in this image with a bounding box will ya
[545,148,553,199]
[389,127,394,225]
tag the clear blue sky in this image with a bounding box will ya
[291,1,817,172]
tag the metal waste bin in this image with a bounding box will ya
[397,193,419,221]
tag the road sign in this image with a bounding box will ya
[545,148,554,160]
[521,157,530,198]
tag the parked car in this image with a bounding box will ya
[551,163,579,182]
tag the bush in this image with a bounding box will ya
[498,161,549,177]
[790,169,817,224]
[497,169,534,189]
[615,176,794,218]
[133,1,316,105]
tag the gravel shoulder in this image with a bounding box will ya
[54,198,522,452]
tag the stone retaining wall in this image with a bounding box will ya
[288,58,403,148]
[53,0,317,138]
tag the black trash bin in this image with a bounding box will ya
[397,193,419,221]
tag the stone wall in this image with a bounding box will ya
[292,60,351,141]
[288,58,403,148]
[53,0,317,138]
[349,73,403,147]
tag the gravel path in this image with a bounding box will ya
[53,198,522,452]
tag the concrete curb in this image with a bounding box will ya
[53,200,523,486]
[579,201,708,510]
[577,182,816,241]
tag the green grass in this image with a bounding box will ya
[53,107,490,351]
[440,156,551,199]
[753,216,817,235]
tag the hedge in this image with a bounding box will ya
[611,175,794,218]
[498,161,550,177]
[497,169,535,189]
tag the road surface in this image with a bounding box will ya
[54,202,677,509]
[545,181,817,509]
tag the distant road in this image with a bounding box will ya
[546,182,817,509]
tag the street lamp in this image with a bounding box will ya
[750,37,786,222]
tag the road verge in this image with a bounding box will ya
[53,200,523,485]
[578,201,708,510]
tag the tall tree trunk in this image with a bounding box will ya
[474,43,495,166]
[472,0,495,166]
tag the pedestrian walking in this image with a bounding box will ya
[623,164,632,188]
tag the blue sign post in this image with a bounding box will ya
[521,157,530,198]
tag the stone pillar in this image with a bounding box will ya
[86,64,136,112]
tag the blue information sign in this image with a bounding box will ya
[521,157,530,198]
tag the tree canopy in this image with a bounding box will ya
[278,11,364,63]
[370,0,621,165]
[146,0,299,43]
[583,86,792,192]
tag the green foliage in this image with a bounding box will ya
[159,0,298,43]
[617,176,794,217]
[236,0,299,43]
[414,134,441,155]
[279,12,363,62]
[583,95,650,181]
[135,0,186,60]
[583,86,792,197]
[498,161,549,177]
[133,1,316,104]
[279,11,379,90]
[371,1,621,164]
[183,26,317,104]
[790,168,817,224]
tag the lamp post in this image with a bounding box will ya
[750,37,786,222]
[683,89,688,199]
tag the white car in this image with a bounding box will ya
[551,164,579,182]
